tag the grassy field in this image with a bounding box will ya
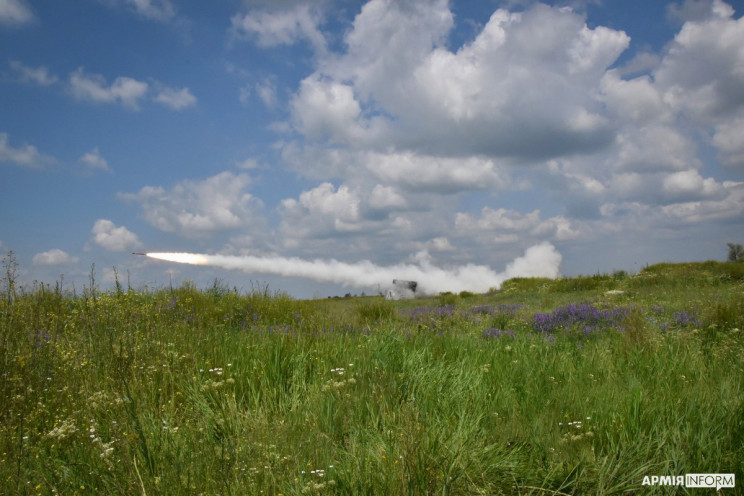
[1,256,743,495]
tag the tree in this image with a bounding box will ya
[727,243,744,262]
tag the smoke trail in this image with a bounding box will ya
[146,242,561,295]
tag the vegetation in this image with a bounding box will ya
[1,253,743,494]
[728,243,744,262]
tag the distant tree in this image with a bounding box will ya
[727,243,744,262]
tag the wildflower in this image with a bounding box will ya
[482,328,515,339]
[46,418,77,441]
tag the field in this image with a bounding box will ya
[2,257,744,495]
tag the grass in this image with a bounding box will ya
[1,256,743,494]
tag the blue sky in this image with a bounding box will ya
[1,0,743,298]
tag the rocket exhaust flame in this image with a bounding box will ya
[139,243,562,295]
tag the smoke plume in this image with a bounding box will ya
[146,242,562,295]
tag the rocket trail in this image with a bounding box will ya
[141,243,562,295]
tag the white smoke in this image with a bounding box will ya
[146,242,562,295]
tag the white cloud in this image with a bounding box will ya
[256,79,277,107]
[713,118,744,167]
[601,71,668,124]
[661,169,724,200]
[0,132,54,168]
[290,75,386,145]
[119,172,265,237]
[280,182,363,239]
[455,207,579,241]
[366,152,508,193]
[32,249,78,266]
[654,1,744,121]
[667,0,721,24]
[99,0,176,21]
[613,125,700,173]
[290,1,628,160]
[298,182,360,220]
[231,3,326,52]
[79,148,111,172]
[368,184,406,210]
[91,219,143,252]
[154,86,197,110]
[267,0,744,279]
[236,157,259,169]
[9,60,58,86]
[127,0,175,21]
[68,68,149,109]
[0,0,33,25]
[654,179,744,224]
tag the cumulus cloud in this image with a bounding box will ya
[280,182,363,240]
[368,184,407,210]
[9,60,58,86]
[32,249,78,266]
[0,0,33,25]
[455,207,579,242]
[68,68,149,109]
[654,1,744,122]
[91,219,143,251]
[0,132,54,168]
[79,148,111,172]
[658,180,744,222]
[127,0,175,21]
[365,152,508,193]
[713,118,744,166]
[154,86,197,110]
[119,172,265,237]
[601,71,669,124]
[661,169,725,200]
[231,3,326,52]
[290,1,628,160]
[67,69,195,111]
[275,178,461,255]
[290,76,387,145]
[667,0,721,24]
[612,125,700,173]
[255,78,278,107]
[253,0,744,277]
[99,0,176,21]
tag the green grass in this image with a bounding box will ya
[1,259,743,494]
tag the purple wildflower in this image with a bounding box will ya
[533,304,630,334]
[482,328,515,339]
[470,305,496,315]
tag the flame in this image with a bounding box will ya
[146,252,210,265]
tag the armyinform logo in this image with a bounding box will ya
[642,474,735,491]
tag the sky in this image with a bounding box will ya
[1,0,743,298]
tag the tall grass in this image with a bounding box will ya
[1,257,743,494]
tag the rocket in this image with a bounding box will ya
[132,252,146,256]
